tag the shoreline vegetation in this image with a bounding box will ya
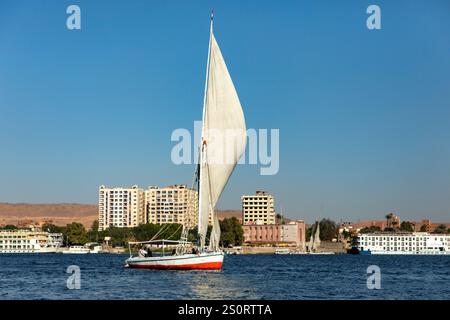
[1,214,448,254]
[0,217,245,249]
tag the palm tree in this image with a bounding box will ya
[385,213,394,229]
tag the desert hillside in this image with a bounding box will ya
[0,203,241,229]
[0,203,98,228]
[215,210,242,222]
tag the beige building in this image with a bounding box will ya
[242,191,276,225]
[243,221,306,247]
[98,185,145,231]
[145,185,198,229]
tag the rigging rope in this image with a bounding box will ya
[150,223,171,241]
[166,224,183,240]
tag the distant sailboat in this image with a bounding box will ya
[308,225,315,252]
[125,12,247,269]
[308,221,319,253]
[313,222,321,250]
[307,221,334,255]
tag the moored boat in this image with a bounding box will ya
[357,232,450,255]
[0,229,63,254]
[126,254,224,269]
[126,241,224,270]
[308,251,335,255]
[62,245,90,254]
[275,248,290,255]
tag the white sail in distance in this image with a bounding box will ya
[198,17,247,251]
[308,225,314,252]
[313,222,321,250]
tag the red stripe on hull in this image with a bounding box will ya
[128,261,223,270]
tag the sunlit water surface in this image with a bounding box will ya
[0,254,449,299]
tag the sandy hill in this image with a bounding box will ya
[0,203,98,228]
[216,210,242,222]
[0,203,241,229]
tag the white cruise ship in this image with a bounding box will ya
[357,232,450,255]
[0,229,63,253]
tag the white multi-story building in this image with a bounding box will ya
[357,232,450,255]
[145,185,198,229]
[98,185,145,231]
[242,191,276,225]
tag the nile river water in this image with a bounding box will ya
[0,254,449,299]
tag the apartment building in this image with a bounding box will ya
[242,191,276,225]
[145,185,198,229]
[98,185,145,231]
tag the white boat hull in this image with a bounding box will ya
[369,251,450,255]
[308,252,335,255]
[125,252,224,270]
[62,251,89,254]
[275,249,290,255]
[38,247,58,253]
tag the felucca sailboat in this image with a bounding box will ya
[125,13,247,269]
[306,221,334,255]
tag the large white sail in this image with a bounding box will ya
[198,18,247,251]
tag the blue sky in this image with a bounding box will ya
[0,0,449,223]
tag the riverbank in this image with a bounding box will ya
[230,242,346,254]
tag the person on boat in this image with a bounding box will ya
[146,247,153,257]
[139,248,147,258]
[172,249,176,255]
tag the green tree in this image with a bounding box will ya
[319,219,337,241]
[103,226,134,247]
[159,223,183,240]
[188,226,199,243]
[341,230,352,239]
[305,226,313,240]
[276,214,285,224]
[420,224,428,232]
[65,222,88,245]
[219,217,244,247]
[392,220,399,229]
[185,225,211,243]
[0,225,18,230]
[400,221,414,232]
[204,225,213,245]
[91,220,99,232]
[41,223,67,244]
[434,224,448,234]
[97,229,111,243]
[41,223,64,233]
[87,220,100,242]
[132,223,161,242]
[360,226,381,234]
